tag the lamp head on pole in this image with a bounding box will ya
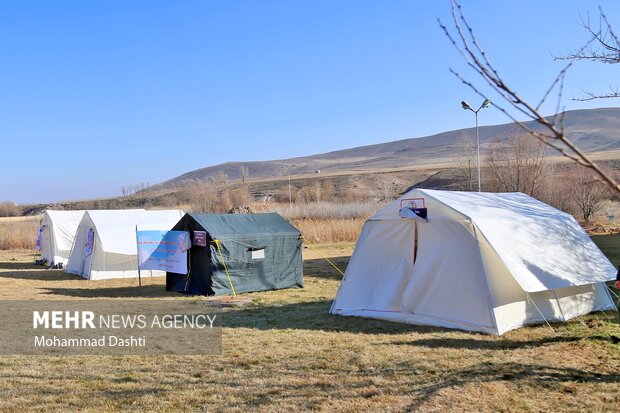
[481,98,491,108]
[461,100,471,110]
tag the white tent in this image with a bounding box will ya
[330,189,616,335]
[66,209,184,280]
[38,210,86,266]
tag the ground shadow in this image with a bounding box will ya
[42,284,176,299]
[405,361,620,410]
[391,335,587,350]
[304,257,349,280]
[0,261,43,270]
[222,299,450,335]
[0,269,79,281]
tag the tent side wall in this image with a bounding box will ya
[88,249,165,280]
[330,219,416,314]
[65,216,92,276]
[39,218,55,264]
[39,211,85,266]
[209,233,303,295]
[399,217,497,333]
[478,233,615,334]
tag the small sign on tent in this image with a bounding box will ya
[137,230,191,274]
[193,231,207,247]
[399,198,428,222]
[34,226,45,251]
[84,228,95,257]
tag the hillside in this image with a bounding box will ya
[152,107,620,189]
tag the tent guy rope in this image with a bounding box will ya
[212,239,237,297]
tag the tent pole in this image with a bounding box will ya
[526,292,554,332]
[552,288,590,329]
[135,225,141,287]
[603,284,620,325]
[551,290,566,322]
[592,284,613,322]
[413,221,418,264]
[67,224,78,268]
[184,248,192,292]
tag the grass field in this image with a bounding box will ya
[0,239,619,412]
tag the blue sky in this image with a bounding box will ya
[1,0,620,204]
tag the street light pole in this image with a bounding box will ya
[475,109,480,192]
[461,99,490,192]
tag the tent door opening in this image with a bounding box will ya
[413,221,419,264]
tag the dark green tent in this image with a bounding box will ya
[166,213,303,295]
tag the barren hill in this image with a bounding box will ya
[152,107,620,190]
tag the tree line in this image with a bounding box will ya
[458,132,615,223]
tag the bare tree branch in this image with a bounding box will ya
[556,8,620,100]
[439,0,620,194]
[572,86,620,101]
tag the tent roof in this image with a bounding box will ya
[43,210,86,222]
[187,213,300,238]
[377,189,615,292]
[84,209,184,254]
[418,190,568,222]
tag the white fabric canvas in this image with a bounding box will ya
[65,209,184,280]
[39,210,86,266]
[331,189,616,335]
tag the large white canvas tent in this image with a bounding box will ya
[66,209,184,280]
[330,189,616,335]
[38,210,85,267]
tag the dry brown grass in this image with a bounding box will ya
[254,201,381,220]
[0,246,618,412]
[293,218,366,244]
[252,201,376,243]
[0,216,39,250]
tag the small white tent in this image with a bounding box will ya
[66,209,184,280]
[38,210,86,266]
[330,189,616,335]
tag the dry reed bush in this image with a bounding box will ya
[292,218,366,244]
[0,216,39,250]
[252,201,379,243]
[183,183,254,213]
[254,201,382,220]
[254,202,380,243]
[0,201,21,217]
